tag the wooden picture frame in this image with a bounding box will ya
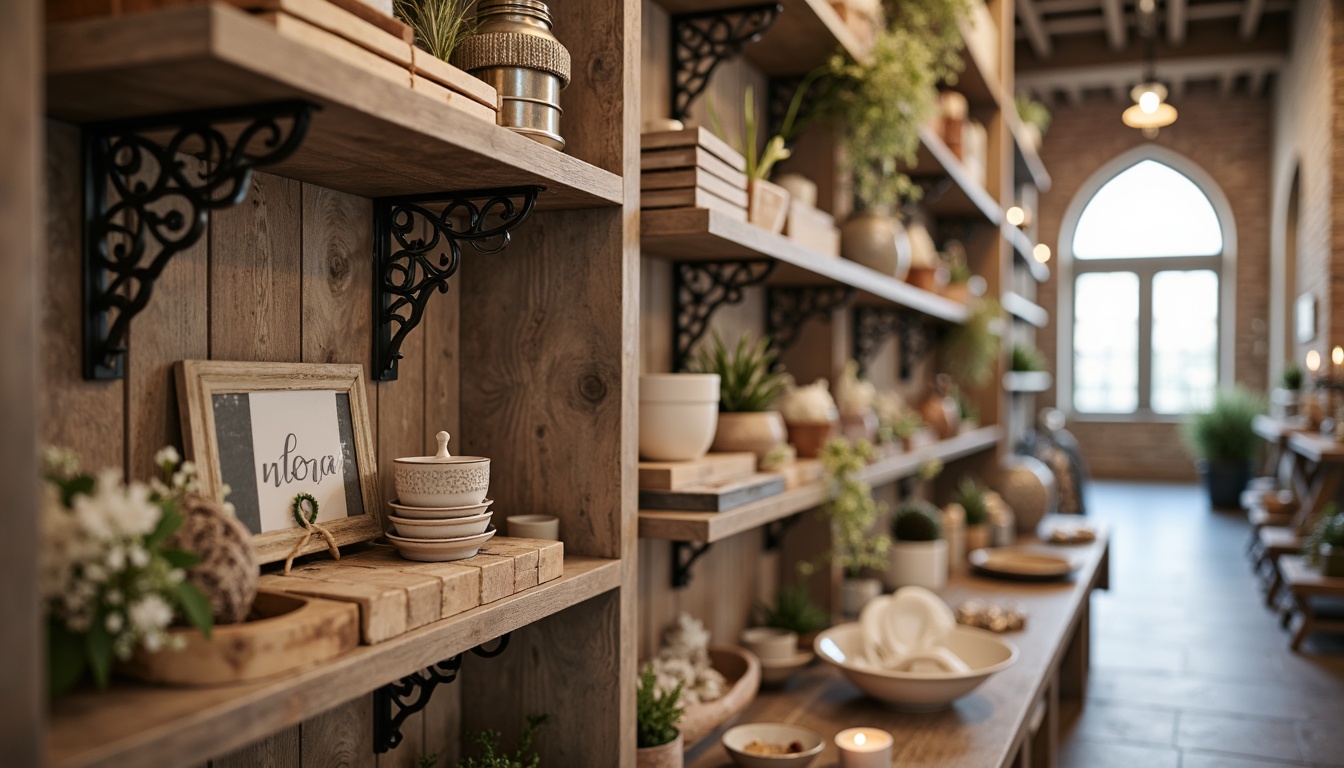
[175,360,383,565]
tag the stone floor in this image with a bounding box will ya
[1059,481,1344,767]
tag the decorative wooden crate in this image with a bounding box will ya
[641,127,749,221]
[257,537,563,644]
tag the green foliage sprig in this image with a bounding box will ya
[952,475,989,526]
[457,715,548,768]
[1182,388,1265,463]
[1282,364,1304,391]
[885,0,974,82]
[1305,504,1344,569]
[944,298,1001,387]
[396,0,476,62]
[754,584,829,636]
[818,439,890,578]
[637,665,684,749]
[893,500,942,541]
[692,332,790,413]
[1014,94,1052,135]
[1010,342,1047,373]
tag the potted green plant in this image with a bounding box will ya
[1305,504,1344,577]
[691,332,789,458]
[1010,342,1047,372]
[944,298,1002,389]
[636,664,685,768]
[1183,387,1264,509]
[1014,94,1051,151]
[952,475,991,553]
[777,379,840,458]
[754,583,829,642]
[1271,363,1304,419]
[457,714,547,768]
[941,241,975,303]
[395,0,476,62]
[818,439,891,615]
[886,499,947,591]
[835,360,879,442]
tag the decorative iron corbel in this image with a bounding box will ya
[82,100,316,379]
[373,187,541,381]
[671,541,713,588]
[673,260,776,371]
[766,286,854,354]
[763,514,801,551]
[670,4,782,121]
[373,633,512,753]
[853,306,936,379]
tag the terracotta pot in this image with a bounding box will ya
[920,393,960,439]
[907,266,948,293]
[840,576,882,617]
[711,411,787,458]
[840,209,911,279]
[942,282,971,304]
[840,409,879,443]
[786,419,837,458]
[748,178,790,234]
[636,731,684,768]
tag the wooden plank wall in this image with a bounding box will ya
[42,122,462,768]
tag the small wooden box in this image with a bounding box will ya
[785,200,841,257]
[641,127,750,220]
[639,473,786,512]
[639,452,758,491]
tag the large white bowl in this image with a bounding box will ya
[721,723,824,767]
[639,373,720,461]
[388,510,492,539]
[814,623,1017,711]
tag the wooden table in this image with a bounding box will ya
[686,520,1110,768]
[1278,555,1344,651]
[1284,432,1344,533]
[1253,414,1308,483]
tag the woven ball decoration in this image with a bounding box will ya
[452,31,572,87]
[168,495,259,624]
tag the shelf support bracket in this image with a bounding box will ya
[372,633,512,753]
[373,186,542,381]
[81,100,316,379]
[673,260,776,371]
[763,514,801,551]
[670,3,782,121]
[853,307,936,379]
[671,541,713,589]
[766,286,854,355]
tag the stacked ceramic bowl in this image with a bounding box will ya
[387,430,495,562]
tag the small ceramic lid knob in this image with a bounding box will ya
[435,431,452,459]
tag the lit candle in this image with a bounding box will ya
[1333,346,1343,383]
[835,728,894,768]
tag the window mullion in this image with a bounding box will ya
[1138,272,1154,411]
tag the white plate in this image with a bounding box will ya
[758,651,814,686]
[389,498,493,520]
[388,510,492,539]
[386,526,496,562]
[969,547,1080,580]
[722,723,824,767]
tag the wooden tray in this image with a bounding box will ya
[639,453,757,491]
[639,474,786,512]
[119,591,359,686]
[681,645,762,748]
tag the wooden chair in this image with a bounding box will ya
[1256,526,1305,607]
[1277,555,1344,651]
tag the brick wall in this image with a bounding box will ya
[1034,90,1273,481]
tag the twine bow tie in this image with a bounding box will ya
[283,493,341,575]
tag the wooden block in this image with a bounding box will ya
[639,453,758,491]
[496,537,564,583]
[641,127,747,172]
[411,74,498,124]
[289,562,440,630]
[641,169,748,207]
[453,553,516,603]
[640,145,749,189]
[258,573,407,644]
[320,0,411,40]
[774,459,825,490]
[411,47,500,110]
[641,188,747,222]
[476,539,541,591]
[226,0,412,65]
[785,200,840,257]
[255,10,409,87]
[46,0,120,23]
[639,473,787,512]
[341,546,485,615]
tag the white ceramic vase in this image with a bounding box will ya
[840,209,911,279]
[639,374,720,461]
[886,539,948,591]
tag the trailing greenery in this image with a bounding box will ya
[952,475,989,526]
[755,584,829,636]
[457,715,547,768]
[943,298,1001,387]
[1014,94,1052,135]
[893,500,942,541]
[885,0,975,82]
[1182,388,1265,463]
[691,332,790,412]
[637,664,684,749]
[1010,342,1047,373]
[1304,504,1344,569]
[880,411,925,445]
[818,439,891,577]
[1281,364,1304,391]
[396,0,476,62]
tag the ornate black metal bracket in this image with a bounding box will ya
[82,100,315,379]
[671,3,782,121]
[853,307,937,379]
[373,186,541,381]
[766,286,854,354]
[763,514,801,551]
[673,260,777,371]
[672,541,713,588]
[373,633,512,753]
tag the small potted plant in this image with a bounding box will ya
[754,583,829,646]
[1305,505,1344,577]
[941,242,976,303]
[1010,342,1047,373]
[692,332,789,459]
[777,379,840,458]
[458,714,547,768]
[835,360,879,443]
[1272,363,1304,419]
[886,500,948,591]
[711,79,817,234]
[636,664,685,768]
[818,439,891,615]
[952,476,991,554]
[1183,387,1264,509]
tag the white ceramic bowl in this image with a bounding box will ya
[393,455,489,508]
[389,498,492,520]
[639,373,720,461]
[722,723,824,767]
[388,510,492,539]
[758,651,814,686]
[386,527,496,562]
[814,622,1017,711]
[740,627,799,662]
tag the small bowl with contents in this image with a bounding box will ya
[722,723,825,767]
[394,431,489,508]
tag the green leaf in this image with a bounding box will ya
[85,613,114,689]
[162,548,201,569]
[57,474,96,507]
[146,502,183,548]
[47,619,87,698]
[176,582,214,639]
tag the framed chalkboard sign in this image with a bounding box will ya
[175,360,383,565]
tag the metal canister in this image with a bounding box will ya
[453,0,570,150]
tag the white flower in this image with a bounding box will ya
[153,446,181,470]
[105,547,126,571]
[128,545,149,569]
[222,501,236,517]
[83,563,106,583]
[105,612,124,634]
[43,446,80,479]
[179,460,195,476]
[128,594,173,634]
[142,631,164,653]
[106,589,122,605]
[220,483,232,499]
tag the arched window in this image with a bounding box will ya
[1059,150,1236,417]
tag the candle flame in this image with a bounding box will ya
[1333,346,1342,366]
[1308,350,1321,372]
[855,733,866,746]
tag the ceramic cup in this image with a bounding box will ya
[394,431,489,508]
[507,514,560,540]
[739,627,799,662]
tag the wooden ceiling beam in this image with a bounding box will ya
[1015,51,1285,96]
[1102,0,1127,49]
[1241,0,1266,39]
[1168,0,1188,44]
[1017,0,1054,58]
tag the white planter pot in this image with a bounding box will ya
[639,374,720,461]
[840,577,882,617]
[636,731,684,768]
[885,540,948,591]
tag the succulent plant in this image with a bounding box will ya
[692,332,790,413]
[636,664,684,749]
[893,500,942,541]
[952,475,989,526]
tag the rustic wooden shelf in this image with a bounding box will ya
[908,127,1003,225]
[1003,291,1048,328]
[46,556,621,768]
[655,0,868,74]
[1008,229,1051,282]
[639,426,1001,543]
[45,3,623,209]
[641,208,970,323]
[1004,371,1053,393]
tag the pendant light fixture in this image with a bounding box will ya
[1122,0,1176,138]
